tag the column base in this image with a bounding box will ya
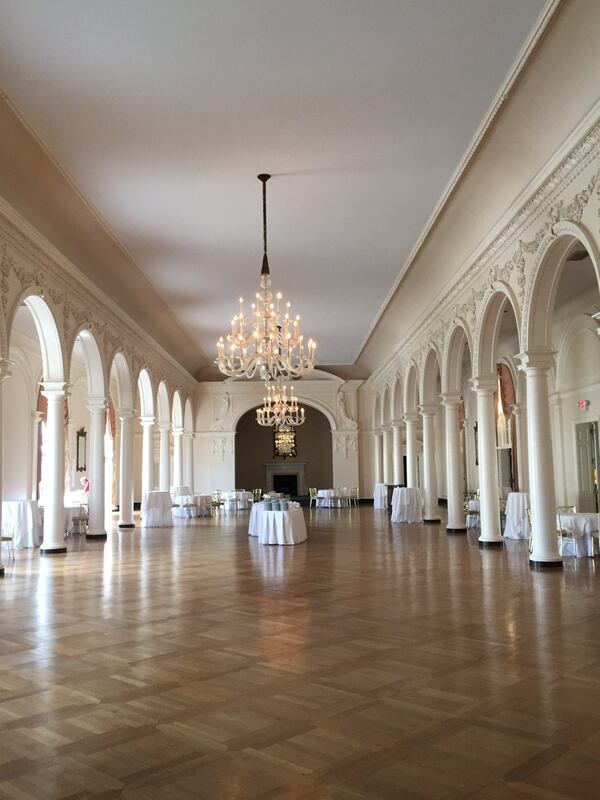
[530,559,563,570]
[0,565,4,577]
[424,518,441,524]
[446,527,467,534]
[41,546,67,555]
[118,523,135,529]
[86,532,107,540]
[479,539,503,549]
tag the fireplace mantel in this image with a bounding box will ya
[264,462,307,495]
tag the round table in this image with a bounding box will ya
[2,500,41,549]
[390,487,423,523]
[249,503,307,545]
[142,491,173,527]
[504,492,530,539]
[373,483,387,510]
[557,511,598,557]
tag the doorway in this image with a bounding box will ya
[576,421,600,512]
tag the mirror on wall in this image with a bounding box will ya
[76,427,87,472]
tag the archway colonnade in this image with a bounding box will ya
[0,284,195,576]
[372,222,600,569]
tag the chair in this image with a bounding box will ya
[211,491,224,512]
[70,503,88,535]
[1,530,15,562]
[253,488,263,503]
[309,487,318,508]
[556,505,577,557]
[349,487,359,507]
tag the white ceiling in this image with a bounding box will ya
[0,0,546,369]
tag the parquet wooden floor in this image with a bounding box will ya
[1,507,600,799]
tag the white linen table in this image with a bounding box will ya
[2,500,41,549]
[255,505,307,546]
[317,489,336,508]
[504,492,530,540]
[374,483,387,510]
[223,490,254,511]
[390,487,423,523]
[557,512,598,557]
[248,501,263,536]
[173,494,198,518]
[466,499,480,529]
[142,490,173,527]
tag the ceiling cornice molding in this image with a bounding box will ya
[355,0,562,364]
[366,96,600,390]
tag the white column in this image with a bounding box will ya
[404,413,418,489]
[183,432,194,492]
[86,397,107,539]
[473,376,502,547]
[118,408,135,528]
[158,422,171,491]
[391,421,404,485]
[519,351,562,568]
[140,416,155,499]
[443,394,466,533]
[512,402,529,493]
[549,393,566,506]
[0,360,13,575]
[420,405,440,523]
[382,426,393,484]
[172,426,184,489]
[373,431,383,486]
[40,383,67,555]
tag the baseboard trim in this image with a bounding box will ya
[446,527,467,534]
[479,540,503,549]
[41,547,67,555]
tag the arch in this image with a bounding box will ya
[420,346,442,405]
[109,352,134,410]
[403,362,419,414]
[232,394,337,432]
[172,390,183,429]
[391,375,403,420]
[9,293,64,383]
[184,397,194,432]
[157,380,170,425]
[71,329,105,398]
[443,320,474,395]
[474,282,521,377]
[524,222,600,352]
[137,368,155,418]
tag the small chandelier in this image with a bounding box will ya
[256,382,306,428]
[274,425,297,458]
[216,174,317,381]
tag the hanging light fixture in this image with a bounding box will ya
[256,382,306,428]
[216,174,317,381]
[273,425,297,458]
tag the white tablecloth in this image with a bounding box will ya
[248,501,263,536]
[2,500,41,549]
[250,504,307,545]
[222,490,253,510]
[142,491,173,527]
[317,489,336,508]
[390,487,423,523]
[374,483,387,510]
[466,499,480,528]
[504,492,530,540]
[173,494,212,518]
[557,512,598,557]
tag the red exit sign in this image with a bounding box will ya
[577,400,590,410]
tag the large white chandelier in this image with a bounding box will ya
[216,174,316,381]
[256,382,306,428]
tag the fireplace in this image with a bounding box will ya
[273,474,298,496]
[264,462,306,495]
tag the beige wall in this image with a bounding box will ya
[235,408,333,492]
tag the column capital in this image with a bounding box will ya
[172,425,184,436]
[87,396,107,413]
[391,419,403,429]
[511,401,525,416]
[549,391,563,409]
[183,430,195,440]
[41,381,69,398]
[373,429,384,438]
[441,393,462,407]
[403,412,419,424]
[381,424,392,433]
[517,349,556,372]
[140,415,155,427]
[157,421,171,433]
[419,404,438,417]
[470,374,496,394]
[117,407,136,421]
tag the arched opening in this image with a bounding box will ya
[3,294,65,555]
[109,352,136,527]
[156,381,171,491]
[529,231,600,512]
[137,368,156,500]
[444,324,474,493]
[235,405,333,497]
[420,348,444,520]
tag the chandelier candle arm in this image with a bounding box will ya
[216,174,317,381]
